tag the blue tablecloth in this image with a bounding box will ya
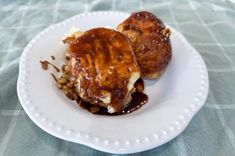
[1,0,235,155]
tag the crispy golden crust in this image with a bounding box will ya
[117,11,172,79]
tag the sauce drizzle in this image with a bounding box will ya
[40,60,60,72]
[77,78,148,115]
[51,73,57,82]
[51,56,55,60]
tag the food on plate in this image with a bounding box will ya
[117,11,172,79]
[59,28,143,114]
[40,60,60,72]
[41,11,172,115]
[51,56,55,60]
[62,27,83,44]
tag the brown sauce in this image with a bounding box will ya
[134,78,144,92]
[77,78,148,115]
[40,60,60,72]
[50,73,57,82]
[51,56,55,60]
[40,60,49,70]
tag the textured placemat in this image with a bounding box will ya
[0,0,235,155]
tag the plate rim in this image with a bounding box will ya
[17,11,209,154]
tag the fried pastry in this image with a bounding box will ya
[64,28,140,113]
[117,11,172,79]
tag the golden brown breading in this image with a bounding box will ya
[117,11,172,79]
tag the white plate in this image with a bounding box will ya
[17,11,209,154]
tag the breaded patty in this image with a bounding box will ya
[117,11,172,79]
[66,28,140,113]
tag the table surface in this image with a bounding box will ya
[1,0,235,155]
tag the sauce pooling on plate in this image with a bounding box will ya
[49,65,148,115]
[77,78,148,115]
